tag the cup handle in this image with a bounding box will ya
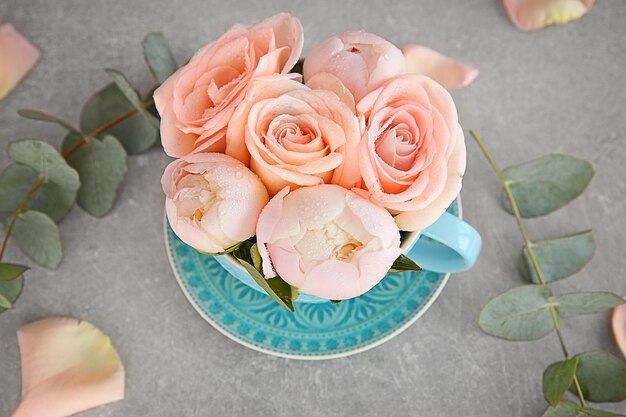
[404,211,481,273]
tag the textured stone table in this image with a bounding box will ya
[1,1,625,416]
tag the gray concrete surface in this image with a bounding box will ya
[1,0,625,416]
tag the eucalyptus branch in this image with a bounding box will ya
[0,98,156,263]
[0,176,45,262]
[62,98,156,159]
[469,130,588,409]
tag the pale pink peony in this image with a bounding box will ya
[503,0,594,31]
[0,24,40,100]
[303,31,405,102]
[154,13,303,158]
[356,74,466,232]
[226,74,362,196]
[256,185,402,300]
[401,45,478,90]
[162,153,269,253]
[612,302,626,359]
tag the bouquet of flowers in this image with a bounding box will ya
[159,13,476,309]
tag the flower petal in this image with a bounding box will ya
[401,45,478,89]
[0,24,40,100]
[612,302,626,359]
[503,0,594,32]
[12,317,124,417]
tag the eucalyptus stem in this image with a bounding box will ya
[469,130,587,409]
[63,98,155,158]
[0,176,45,262]
[1,97,157,263]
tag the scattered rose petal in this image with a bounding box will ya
[503,0,594,31]
[401,45,478,89]
[12,317,124,417]
[0,24,40,100]
[612,302,626,359]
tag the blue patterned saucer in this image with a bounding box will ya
[165,199,460,359]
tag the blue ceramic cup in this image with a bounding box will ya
[215,206,481,304]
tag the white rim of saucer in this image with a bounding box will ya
[165,197,461,360]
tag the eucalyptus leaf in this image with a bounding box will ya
[250,243,262,272]
[105,69,159,128]
[571,351,626,402]
[0,163,76,222]
[81,82,158,154]
[478,284,553,340]
[0,263,28,282]
[543,357,579,406]
[389,254,422,273]
[577,407,626,417]
[551,292,625,317]
[0,276,23,314]
[520,230,595,283]
[542,401,583,417]
[17,109,80,133]
[502,154,594,217]
[142,32,177,84]
[62,133,127,217]
[7,139,80,191]
[11,210,62,269]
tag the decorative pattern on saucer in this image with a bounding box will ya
[167,200,459,359]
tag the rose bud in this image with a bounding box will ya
[257,184,402,300]
[162,153,269,253]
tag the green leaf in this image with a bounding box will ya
[105,69,159,129]
[330,299,341,305]
[237,259,295,312]
[11,210,62,269]
[232,240,297,312]
[520,230,595,283]
[62,133,127,217]
[502,154,594,217]
[7,139,80,191]
[572,351,626,402]
[291,58,304,75]
[388,254,422,273]
[551,292,625,318]
[0,163,76,222]
[196,241,242,256]
[542,401,583,417]
[142,32,177,85]
[577,407,626,417]
[478,284,553,340]
[543,357,579,406]
[17,109,80,133]
[0,263,28,281]
[0,276,23,314]
[80,82,158,154]
[0,292,12,309]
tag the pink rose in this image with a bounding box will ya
[0,24,40,100]
[303,31,405,102]
[162,153,269,253]
[256,185,402,300]
[226,75,362,196]
[356,74,466,232]
[154,13,303,158]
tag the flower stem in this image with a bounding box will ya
[469,130,587,409]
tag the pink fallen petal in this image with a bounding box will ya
[503,0,594,31]
[612,302,626,359]
[12,317,125,417]
[401,45,478,89]
[0,24,40,100]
